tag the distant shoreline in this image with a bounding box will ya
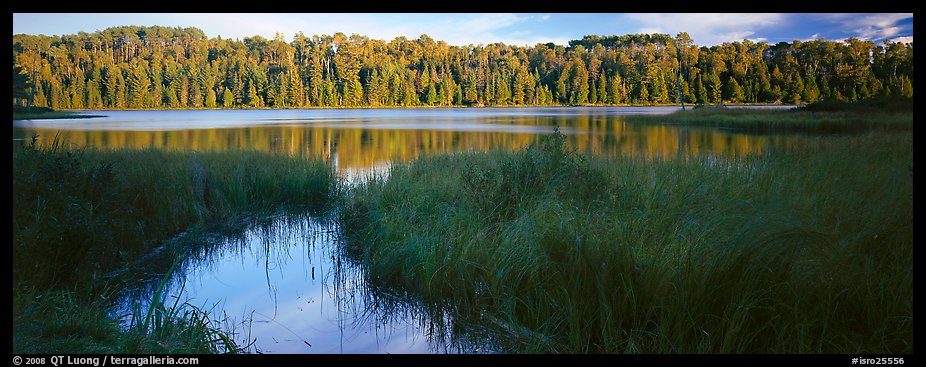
[22,103,796,114]
[12,108,107,121]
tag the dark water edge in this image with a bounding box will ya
[116,214,500,354]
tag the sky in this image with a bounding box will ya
[12,13,914,47]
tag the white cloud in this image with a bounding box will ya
[163,14,421,43]
[424,14,568,46]
[160,13,560,46]
[888,36,914,44]
[459,13,529,33]
[627,13,784,45]
[816,13,912,41]
[638,27,664,35]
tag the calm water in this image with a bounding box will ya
[15,107,799,353]
[119,216,487,354]
[12,107,800,176]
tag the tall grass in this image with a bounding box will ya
[13,136,337,353]
[341,129,913,353]
[624,97,913,133]
[119,262,249,353]
[12,105,106,120]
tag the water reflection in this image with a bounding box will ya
[121,215,490,354]
[12,107,802,173]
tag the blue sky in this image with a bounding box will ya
[12,13,914,47]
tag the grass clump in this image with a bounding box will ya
[13,105,105,120]
[626,97,912,132]
[13,135,337,353]
[341,129,912,353]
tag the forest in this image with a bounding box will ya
[12,26,914,109]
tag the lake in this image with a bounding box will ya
[13,106,800,353]
[12,107,800,177]
[116,215,489,354]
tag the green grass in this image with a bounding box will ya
[13,280,244,354]
[13,105,106,120]
[625,97,913,133]
[12,99,914,354]
[13,136,337,353]
[341,129,913,353]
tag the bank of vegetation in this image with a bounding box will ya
[341,112,912,353]
[12,86,913,353]
[625,96,913,132]
[13,138,337,353]
[12,105,105,120]
[13,26,913,111]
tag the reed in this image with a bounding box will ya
[342,128,912,353]
[624,97,912,133]
[13,137,337,353]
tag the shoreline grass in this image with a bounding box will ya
[341,128,912,353]
[13,106,107,120]
[13,99,913,354]
[13,136,338,353]
[623,97,913,133]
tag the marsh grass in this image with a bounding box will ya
[13,135,337,353]
[118,263,250,353]
[13,105,106,120]
[625,97,912,133]
[341,128,912,353]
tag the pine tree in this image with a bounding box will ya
[11,26,915,110]
[33,80,48,108]
[69,70,86,109]
[695,74,707,104]
[589,81,598,104]
[597,73,608,104]
[707,72,722,104]
[246,82,259,107]
[570,58,589,104]
[205,88,217,107]
[638,83,649,104]
[801,70,820,103]
[725,76,743,103]
[901,75,913,97]
[609,74,623,104]
[103,66,126,108]
[222,88,234,107]
[128,63,150,108]
[453,85,462,105]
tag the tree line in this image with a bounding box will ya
[12,26,914,110]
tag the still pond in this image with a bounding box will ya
[13,106,799,353]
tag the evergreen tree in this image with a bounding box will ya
[33,80,48,108]
[103,66,126,108]
[570,58,589,104]
[694,74,707,104]
[222,88,234,107]
[901,75,913,97]
[707,72,722,104]
[597,73,608,104]
[589,81,598,104]
[11,26,915,110]
[609,74,623,104]
[725,76,743,103]
[246,82,259,107]
[205,88,217,108]
[638,83,649,104]
[128,63,150,108]
[801,70,820,103]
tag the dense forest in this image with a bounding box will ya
[12,26,914,109]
